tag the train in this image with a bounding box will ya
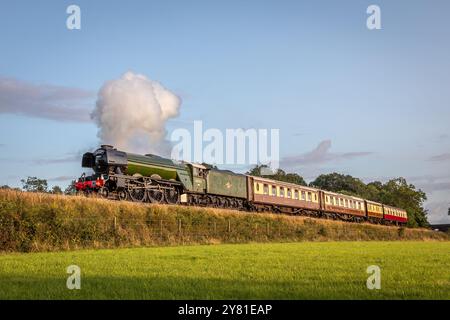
[75,145,408,226]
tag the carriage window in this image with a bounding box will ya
[307,192,312,201]
[333,197,337,205]
[263,184,269,195]
[256,183,260,191]
[287,188,291,198]
[314,194,317,201]
[272,186,277,196]
[294,190,299,199]
[301,191,306,200]
[280,187,285,197]
[356,202,360,210]
[344,199,348,207]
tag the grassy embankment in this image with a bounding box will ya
[0,242,449,299]
[0,189,447,253]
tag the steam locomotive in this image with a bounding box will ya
[75,145,408,226]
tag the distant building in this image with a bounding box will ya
[430,224,450,232]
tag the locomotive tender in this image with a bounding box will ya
[76,145,408,226]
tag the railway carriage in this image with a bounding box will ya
[321,191,366,221]
[365,200,384,223]
[383,205,408,225]
[247,176,320,214]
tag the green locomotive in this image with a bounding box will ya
[76,145,408,226]
[78,145,248,208]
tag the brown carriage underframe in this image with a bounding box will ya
[250,200,367,223]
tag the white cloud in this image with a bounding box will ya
[0,76,94,122]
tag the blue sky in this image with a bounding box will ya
[0,0,449,223]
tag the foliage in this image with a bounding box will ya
[247,165,307,186]
[20,176,48,193]
[51,186,63,194]
[64,180,77,195]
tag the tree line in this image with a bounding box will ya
[1,176,74,195]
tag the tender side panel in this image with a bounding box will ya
[206,170,247,199]
[322,191,366,217]
[251,177,320,210]
[366,201,384,219]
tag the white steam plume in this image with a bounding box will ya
[91,72,181,155]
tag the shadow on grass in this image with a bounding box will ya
[1,274,443,300]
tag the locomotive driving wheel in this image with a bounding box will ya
[147,188,164,203]
[129,187,146,202]
[165,188,179,204]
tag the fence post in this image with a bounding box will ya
[228,220,231,233]
[160,219,163,237]
[214,221,217,234]
[113,216,117,231]
[178,219,182,234]
[267,222,270,235]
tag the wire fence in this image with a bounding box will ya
[94,216,284,238]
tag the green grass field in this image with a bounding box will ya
[0,241,449,300]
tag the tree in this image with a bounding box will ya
[64,180,77,195]
[376,178,428,228]
[246,165,307,186]
[1,185,10,189]
[309,173,368,197]
[51,185,63,194]
[21,177,48,193]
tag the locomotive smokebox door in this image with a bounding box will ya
[82,152,95,168]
